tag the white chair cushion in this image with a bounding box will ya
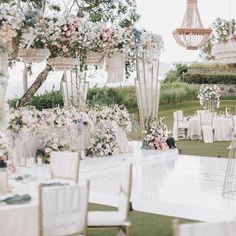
[87,211,131,227]
[178,123,188,129]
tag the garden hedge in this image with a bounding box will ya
[183,73,236,84]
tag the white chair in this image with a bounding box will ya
[200,112,214,143]
[196,109,209,118]
[173,110,188,140]
[50,151,80,183]
[232,115,236,134]
[87,164,132,236]
[173,219,236,236]
[39,180,89,236]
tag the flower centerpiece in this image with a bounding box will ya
[142,117,170,150]
[197,84,221,110]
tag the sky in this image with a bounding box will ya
[5,0,236,98]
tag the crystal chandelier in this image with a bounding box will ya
[173,0,212,50]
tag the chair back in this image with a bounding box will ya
[173,220,236,236]
[39,180,89,236]
[232,115,236,133]
[200,112,213,126]
[196,109,209,118]
[173,110,184,126]
[118,164,132,220]
[50,151,80,183]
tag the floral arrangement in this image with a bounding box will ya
[0,132,10,158]
[43,132,71,163]
[43,17,83,58]
[91,105,131,131]
[8,105,132,159]
[8,107,41,135]
[88,24,132,55]
[0,131,15,172]
[132,28,164,54]
[0,1,164,65]
[113,105,132,132]
[0,3,23,43]
[86,126,119,157]
[197,84,221,109]
[142,117,170,150]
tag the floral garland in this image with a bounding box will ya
[142,117,170,150]
[8,105,132,159]
[0,3,163,59]
[197,84,221,109]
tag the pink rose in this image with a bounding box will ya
[65,31,72,37]
[62,45,69,53]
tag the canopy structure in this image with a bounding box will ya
[212,35,236,64]
[173,0,212,50]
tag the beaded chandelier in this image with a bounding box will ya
[173,0,212,50]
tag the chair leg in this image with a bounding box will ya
[117,226,129,236]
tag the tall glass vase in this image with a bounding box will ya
[0,42,9,126]
[60,70,89,109]
[135,49,161,133]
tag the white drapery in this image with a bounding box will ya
[106,54,126,84]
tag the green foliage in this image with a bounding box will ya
[87,86,138,113]
[189,62,229,70]
[8,83,200,112]
[164,63,189,83]
[160,82,198,105]
[30,90,64,110]
[8,91,63,110]
[200,17,236,60]
[183,73,236,84]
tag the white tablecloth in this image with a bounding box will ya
[0,166,51,236]
[187,117,233,141]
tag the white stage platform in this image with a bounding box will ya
[80,142,236,222]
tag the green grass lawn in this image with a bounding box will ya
[88,204,194,236]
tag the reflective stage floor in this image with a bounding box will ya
[80,142,236,222]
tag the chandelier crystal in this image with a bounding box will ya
[173,0,212,50]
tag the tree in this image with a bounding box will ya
[164,63,189,83]
[199,17,236,61]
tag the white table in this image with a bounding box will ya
[0,146,178,236]
[187,116,233,141]
[0,166,51,236]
